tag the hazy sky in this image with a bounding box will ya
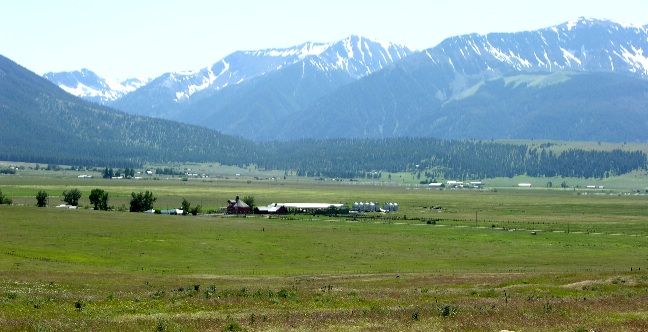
[2,0,647,80]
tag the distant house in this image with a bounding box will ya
[518,183,532,187]
[254,203,288,215]
[227,196,251,214]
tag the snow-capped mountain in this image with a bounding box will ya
[108,35,412,118]
[42,18,648,142]
[418,17,648,99]
[43,69,149,104]
[274,18,648,142]
[168,35,410,102]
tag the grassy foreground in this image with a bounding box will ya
[0,175,647,331]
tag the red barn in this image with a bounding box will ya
[226,196,251,214]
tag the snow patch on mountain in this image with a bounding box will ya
[620,46,648,75]
[153,35,413,102]
[44,69,149,104]
[429,17,648,81]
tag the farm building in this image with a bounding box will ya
[518,183,532,187]
[226,196,252,214]
[161,209,183,215]
[274,203,347,214]
[254,203,288,215]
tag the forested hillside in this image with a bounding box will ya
[0,55,257,168]
[259,138,646,180]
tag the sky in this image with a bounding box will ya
[1,0,647,80]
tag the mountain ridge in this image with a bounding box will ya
[43,18,648,142]
[2,52,646,180]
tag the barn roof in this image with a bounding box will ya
[272,203,345,209]
[227,199,249,208]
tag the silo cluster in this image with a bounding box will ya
[382,202,399,212]
[352,202,398,212]
[352,202,380,212]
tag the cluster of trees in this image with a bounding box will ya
[155,168,183,176]
[181,198,202,216]
[129,191,156,212]
[27,187,202,216]
[102,167,136,179]
[0,168,16,174]
[525,148,646,179]
[258,138,646,180]
[32,188,110,210]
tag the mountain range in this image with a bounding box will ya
[2,52,646,179]
[45,17,648,142]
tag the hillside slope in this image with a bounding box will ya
[0,55,257,167]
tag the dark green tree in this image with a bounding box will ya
[181,198,190,216]
[36,190,48,207]
[242,195,255,210]
[89,188,109,211]
[0,189,12,205]
[62,188,82,206]
[129,191,156,212]
[102,167,114,179]
[190,205,202,216]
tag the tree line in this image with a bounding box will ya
[257,138,646,180]
[28,188,201,215]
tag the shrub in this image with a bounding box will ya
[439,304,458,317]
[74,299,84,310]
[222,322,241,331]
[190,205,202,216]
[156,318,168,331]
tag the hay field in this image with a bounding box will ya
[0,173,647,331]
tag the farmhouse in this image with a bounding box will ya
[226,196,251,214]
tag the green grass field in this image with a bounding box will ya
[0,168,647,331]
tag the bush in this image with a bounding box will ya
[222,322,241,331]
[190,205,202,216]
[439,304,458,317]
[74,299,85,310]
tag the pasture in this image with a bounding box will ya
[0,169,647,331]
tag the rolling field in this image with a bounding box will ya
[0,170,647,331]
